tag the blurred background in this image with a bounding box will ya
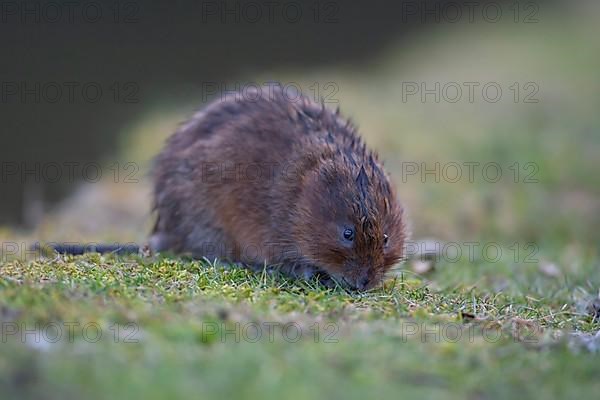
[1,0,599,267]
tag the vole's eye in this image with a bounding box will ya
[343,228,355,242]
[383,234,389,247]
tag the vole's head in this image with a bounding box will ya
[291,154,406,290]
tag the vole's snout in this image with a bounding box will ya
[356,275,371,291]
[347,268,375,291]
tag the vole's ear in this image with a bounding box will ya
[356,166,370,197]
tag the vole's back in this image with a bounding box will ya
[151,88,346,261]
[152,86,407,291]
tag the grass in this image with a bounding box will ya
[2,3,600,399]
[1,250,599,399]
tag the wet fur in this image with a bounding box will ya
[151,86,406,290]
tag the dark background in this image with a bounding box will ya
[0,0,508,227]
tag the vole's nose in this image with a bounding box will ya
[356,276,371,291]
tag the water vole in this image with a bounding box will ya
[150,86,406,290]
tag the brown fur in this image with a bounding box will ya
[151,86,406,290]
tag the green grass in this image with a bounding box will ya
[2,3,600,399]
[1,250,599,400]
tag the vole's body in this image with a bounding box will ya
[151,87,406,290]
